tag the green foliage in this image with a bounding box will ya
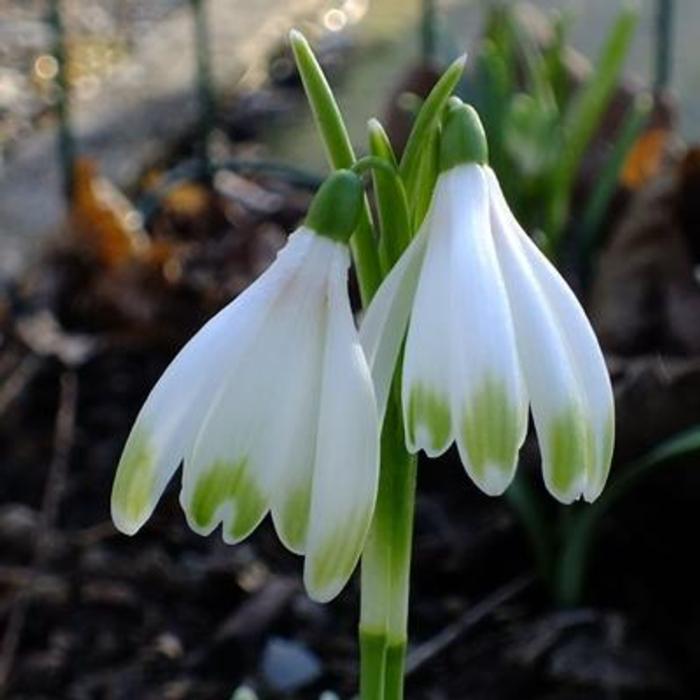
[467,5,645,266]
[556,426,700,606]
[509,425,700,607]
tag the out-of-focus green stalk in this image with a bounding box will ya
[654,0,674,90]
[189,0,216,179]
[48,0,76,203]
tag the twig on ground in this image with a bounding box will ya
[405,574,534,676]
[0,355,43,417]
[0,371,78,693]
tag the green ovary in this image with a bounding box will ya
[547,408,588,496]
[189,459,266,540]
[112,427,156,526]
[461,378,521,486]
[407,384,451,451]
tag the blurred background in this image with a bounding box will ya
[1,0,700,698]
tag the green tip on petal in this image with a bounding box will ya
[111,427,156,535]
[439,100,489,172]
[305,169,364,243]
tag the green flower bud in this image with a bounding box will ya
[305,170,364,243]
[439,100,489,172]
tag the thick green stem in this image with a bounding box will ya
[360,399,417,700]
[360,630,387,700]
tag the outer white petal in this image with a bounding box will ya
[443,165,528,495]
[111,230,315,534]
[488,173,589,503]
[488,170,614,501]
[359,226,429,424]
[180,229,330,545]
[304,246,380,603]
[401,178,456,457]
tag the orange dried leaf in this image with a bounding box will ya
[70,158,150,268]
[620,128,670,190]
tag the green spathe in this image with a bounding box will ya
[439,100,489,172]
[305,169,364,243]
[189,459,266,541]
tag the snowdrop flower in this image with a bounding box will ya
[361,102,614,503]
[111,171,380,602]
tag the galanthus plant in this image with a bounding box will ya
[111,30,614,700]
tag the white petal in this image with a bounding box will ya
[401,177,456,457]
[359,226,429,425]
[443,165,528,495]
[488,172,590,503]
[304,247,380,603]
[490,172,614,501]
[181,230,332,544]
[111,230,317,534]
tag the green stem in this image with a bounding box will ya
[360,630,387,700]
[360,398,417,700]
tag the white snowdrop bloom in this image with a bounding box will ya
[111,172,380,602]
[361,102,614,503]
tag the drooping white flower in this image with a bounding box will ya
[361,102,614,503]
[111,172,380,602]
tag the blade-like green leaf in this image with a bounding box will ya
[399,54,466,206]
[368,119,412,272]
[289,29,381,304]
[557,425,700,606]
[548,7,638,252]
[577,93,651,283]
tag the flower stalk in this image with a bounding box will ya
[360,399,417,700]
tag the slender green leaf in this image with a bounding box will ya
[556,425,700,606]
[289,29,381,304]
[548,7,638,251]
[506,471,554,581]
[410,123,440,231]
[368,119,412,272]
[578,93,651,283]
[399,54,466,204]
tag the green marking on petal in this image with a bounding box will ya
[188,459,266,539]
[461,377,521,491]
[276,482,312,552]
[306,509,371,601]
[547,408,587,497]
[602,411,615,472]
[407,384,451,452]
[112,427,156,529]
[585,410,615,501]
